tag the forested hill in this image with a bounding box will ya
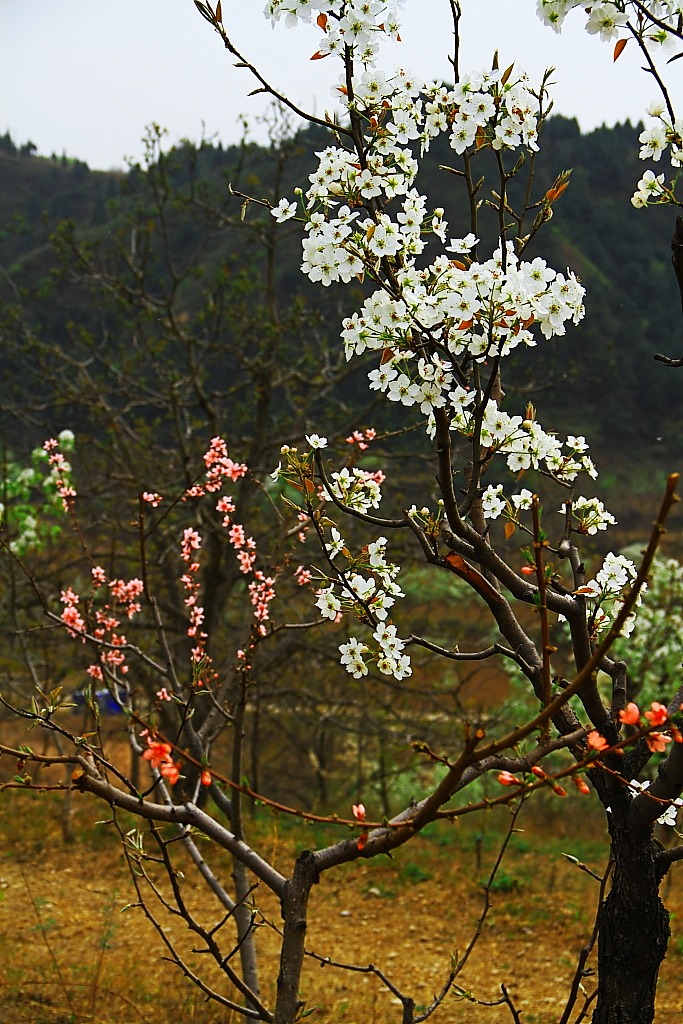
[0,118,681,469]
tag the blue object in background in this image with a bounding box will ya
[72,688,124,715]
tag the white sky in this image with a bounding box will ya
[2,1,681,170]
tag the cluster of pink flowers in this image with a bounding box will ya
[294,565,312,586]
[217,497,257,574]
[179,530,208,663]
[60,569,144,682]
[91,609,128,675]
[345,427,377,451]
[297,511,309,544]
[87,569,144,680]
[142,491,163,507]
[109,577,144,618]
[248,571,276,630]
[43,438,77,510]
[361,468,386,487]
[60,587,85,638]
[181,527,201,563]
[203,436,248,493]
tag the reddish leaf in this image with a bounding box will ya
[317,12,327,29]
[504,521,516,540]
[310,50,330,60]
[380,348,395,365]
[500,62,515,86]
[613,38,628,61]
[545,181,570,202]
[444,553,504,604]
[215,0,222,24]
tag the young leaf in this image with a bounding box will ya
[613,38,628,61]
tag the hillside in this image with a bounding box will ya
[0,118,681,473]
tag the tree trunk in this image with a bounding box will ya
[593,822,669,1024]
[274,851,318,1024]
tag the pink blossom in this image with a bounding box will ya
[91,566,107,588]
[229,524,246,548]
[295,565,312,586]
[237,550,256,574]
[181,528,202,562]
[142,491,163,507]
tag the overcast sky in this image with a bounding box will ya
[2,1,681,171]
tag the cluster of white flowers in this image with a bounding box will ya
[317,532,404,621]
[264,0,403,62]
[344,245,584,366]
[580,552,644,637]
[315,528,411,678]
[631,170,667,208]
[263,3,610,681]
[469,410,596,495]
[339,622,411,679]
[628,779,683,827]
[535,4,682,208]
[566,495,617,535]
[537,0,682,48]
[321,466,384,513]
[637,101,683,167]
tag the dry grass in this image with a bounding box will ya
[2,725,683,1023]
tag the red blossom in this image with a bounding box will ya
[143,739,173,769]
[645,702,668,727]
[159,759,182,785]
[619,702,641,726]
[586,730,609,752]
[497,771,521,787]
[646,732,671,754]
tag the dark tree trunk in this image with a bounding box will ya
[274,850,319,1024]
[593,822,669,1024]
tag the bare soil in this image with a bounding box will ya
[2,779,683,1024]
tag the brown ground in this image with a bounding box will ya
[2,721,683,1024]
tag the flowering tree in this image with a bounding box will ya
[3,2,683,1023]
